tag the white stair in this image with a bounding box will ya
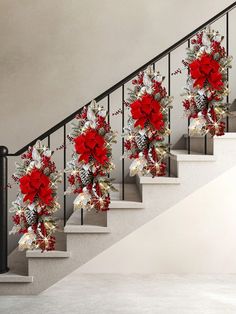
[1,133,236,295]
[171,149,216,161]
[0,273,33,283]
[26,250,71,258]
[64,225,111,234]
[110,200,144,209]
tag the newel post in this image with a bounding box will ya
[0,146,9,273]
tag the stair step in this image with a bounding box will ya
[214,133,236,140]
[183,132,236,140]
[171,150,216,162]
[74,184,141,203]
[110,200,144,209]
[0,272,33,283]
[183,134,206,138]
[138,176,180,185]
[64,225,111,234]
[26,250,70,258]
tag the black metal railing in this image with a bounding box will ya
[1,1,236,273]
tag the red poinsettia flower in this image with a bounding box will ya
[19,168,53,205]
[91,195,110,211]
[74,129,108,165]
[130,94,164,129]
[147,161,166,177]
[37,234,56,251]
[189,54,223,90]
[207,121,225,136]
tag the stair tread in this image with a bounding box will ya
[64,225,111,234]
[26,250,70,258]
[171,150,216,161]
[183,132,236,139]
[110,200,144,209]
[0,272,33,283]
[73,184,141,204]
[213,133,236,140]
[138,176,180,185]
[183,134,210,139]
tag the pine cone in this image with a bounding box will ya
[135,134,148,151]
[25,208,38,226]
[79,168,93,186]
[195,94,208,111]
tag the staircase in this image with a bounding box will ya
[1,2,236,295]
[1,133,236,295]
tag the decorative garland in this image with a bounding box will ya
[182,26,232,136]
[10,141,62,251]
[124,66,172,177]
[65,100,116,212]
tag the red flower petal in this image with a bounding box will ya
[74,128,108,166]
[20,169,53,205]
[131,94,163,130]
[134,117,146,128]
[189,54,223,90]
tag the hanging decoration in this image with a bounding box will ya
[10,141,62,251]
[65,100,117,212]
[124,66,172,177]
[182,26,232,136]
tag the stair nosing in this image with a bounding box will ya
[110,200,144,209]
[170,150,216,162]
[0,273,33,283]
[138,176,180,185]
[213,133,236,140]
[26,250,70,258]
[183,133,236,140]
[64,225,111,234]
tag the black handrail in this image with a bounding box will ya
[8,0,236,157]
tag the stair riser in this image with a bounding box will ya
[66,234,113,267]
[0,283,33,296]
[214,137,236,156]
[26,258,72,294]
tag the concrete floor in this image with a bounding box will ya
[1,273,236,314]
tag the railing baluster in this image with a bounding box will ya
[107,95,110,181]
[63,125,67,226]
[48,135,50,148]
[81,208,84,225]
[107,94,110,125]
[226,12,229,132]
[187,39,191,155]
[204,134,207,155]
[122,85,125,200]
[187,118,191,154]
[168,53,171,177]
[0,146,8,273]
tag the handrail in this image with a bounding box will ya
[8,1,236,156]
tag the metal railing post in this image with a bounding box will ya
[81,208,84,225]
[0,146,9,273]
